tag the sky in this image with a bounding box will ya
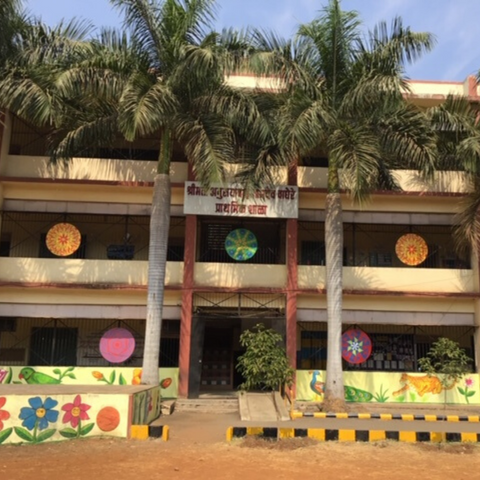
[24,0,480,82]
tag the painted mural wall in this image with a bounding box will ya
[0,392,130,445]
[132,386,162,425]
[297,370,480,405]
[0,367,179,398]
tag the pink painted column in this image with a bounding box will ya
[178,161,197,398]
[286,158,299,393]
[178,214,196,398]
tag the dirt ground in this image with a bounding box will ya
[2,412,480,480]
[2,436,480,480]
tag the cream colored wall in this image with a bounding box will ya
[407,80,464,97]
[3,155,188,183]
[2,182,185,206]
[194,263,287,288]
[298,265,476,294]
[0,257,184,287]
[299,191,461,214]
[298,167,470,194]
[297,293,475,314]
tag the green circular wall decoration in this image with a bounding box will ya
[225,229,258,261]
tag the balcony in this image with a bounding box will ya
[194,263,288,289]
[0,257,184,287]
[1,155,188,184]
[298,265,476,294]
[298,167,470,194]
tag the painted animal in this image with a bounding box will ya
[19,367,60,385]
[309,371,373,402]
[393,373,455,397]
[309,370,325,397]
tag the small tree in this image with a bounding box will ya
[236,323,294,392]
[418,337,473,404]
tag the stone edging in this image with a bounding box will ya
[130,425,169,440]
[226,426,480,443]
[291,412,480,422]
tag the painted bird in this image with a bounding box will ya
[309,370,325,397]
[19,367,61,384]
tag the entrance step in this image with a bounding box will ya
[174,395,239,414]
[239,392,290,422]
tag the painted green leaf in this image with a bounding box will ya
[65,367,75,373]
[14,427,34,442]
[457,387,465,395]
[0,428,13,444]
[80,423,95,436]
[53,369,61,375]
[119,373,127,385]
[12,381,22,384]
[109,371,116,384]
[466,391,475,397]
[36,429,56,443]
[66,373,76,380]
[59,428,78,439]
[5,367,12,384]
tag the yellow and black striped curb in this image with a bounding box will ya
[226,427,480,443]
[291,412,480,422]
[130,425,169,441]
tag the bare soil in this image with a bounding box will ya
[2,430,480,480]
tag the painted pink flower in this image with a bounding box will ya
[61,395,91,428]
[0,397,10,431]
[465,378,474,388]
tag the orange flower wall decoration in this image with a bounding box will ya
[395,233,428,266]
[45,223,81,257]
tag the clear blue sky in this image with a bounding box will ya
[25,0,480,81]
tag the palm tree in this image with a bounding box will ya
[428,95,480,253]
[0,0,25,75]
[250,0,437,408]
[48,0,276,385]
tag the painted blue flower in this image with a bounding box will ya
[19,397,59,431]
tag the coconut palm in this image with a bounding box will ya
[250,0,437,407]
[48,0,279,385]
[427,95,480,252]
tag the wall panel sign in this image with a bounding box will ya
[184,182,298,218]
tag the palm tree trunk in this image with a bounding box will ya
[324,165,345,409]
[141,131,172,385]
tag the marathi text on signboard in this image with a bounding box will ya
[183,182,298,218]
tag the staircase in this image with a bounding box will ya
[173,394,239,414]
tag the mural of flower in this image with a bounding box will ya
[0,397,10,431]
[458,377,476,404]
[92,371,105,380]
[0,369,8,384]
[132,369,142,385]
[19,397,59,431]
[62,395,91,428]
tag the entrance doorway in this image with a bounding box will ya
[200,326,234,390]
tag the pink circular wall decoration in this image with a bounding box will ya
[100,328,135,363]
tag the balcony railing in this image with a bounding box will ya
[298,265,476,294]
[0,257,184,287]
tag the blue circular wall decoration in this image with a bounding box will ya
[225,229,258,261]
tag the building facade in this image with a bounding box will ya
[0,76,479,400]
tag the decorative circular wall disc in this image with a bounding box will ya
[395,233,428,266]
[342,329,372,364]
[46,223,82,257]
[99,328,135,363]
[225,228,258,261]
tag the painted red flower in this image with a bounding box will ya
[0,397,11,431]
[62,395,91,428]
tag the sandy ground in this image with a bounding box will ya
[2,435,480,480]
[2,409,480,480]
